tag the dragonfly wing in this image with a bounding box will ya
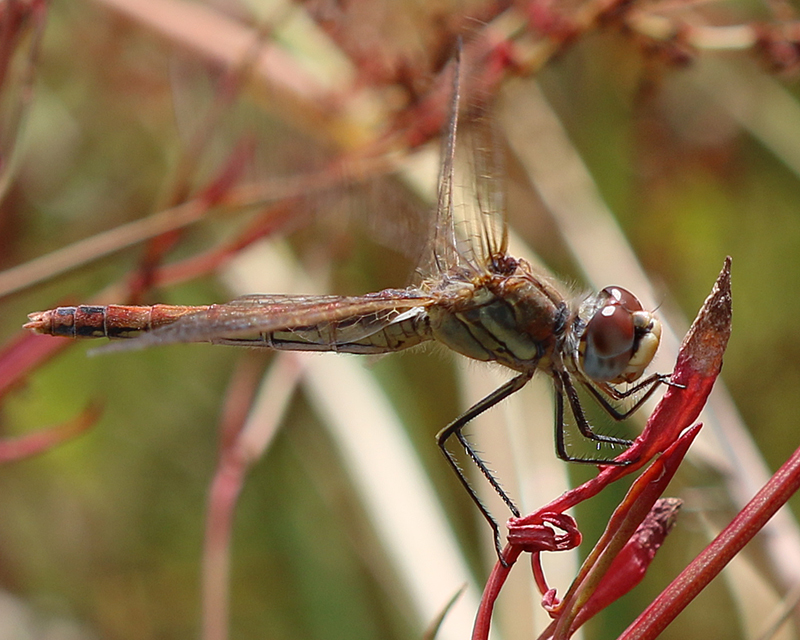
[421,57,462,280]
[445,92,508,276]
[96,291,436,352]
[465,104,508,268]
[420,51,509,283]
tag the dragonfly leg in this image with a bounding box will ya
[437,431,508,560]
[554,371,632,465]
[582,373,672,421]
[436,372,532,554]
[605,373,677,400]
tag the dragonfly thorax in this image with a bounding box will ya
[428,269,568,373]
[573,286,662,384]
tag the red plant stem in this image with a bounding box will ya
[620,442,800,640]
[475,514,582,638]
[152,199,301,289]
[200,359,267,640]
[0,332,70,400]
[128,138,254,303]
[472,545,524,640]
[569,498,683,631]
[2,199,297,401]
[0,403,100,462]
[531,552,550,596]
[202,450,244,640]
[202,354,303,640]
[556,427,699,637]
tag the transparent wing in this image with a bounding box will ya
[463,104,508,270]
[420,52,509,282]
[98,290,436,353]
[422,57,462,280]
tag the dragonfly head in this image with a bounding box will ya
[578,286,661,384]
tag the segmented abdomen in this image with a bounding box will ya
[25,305,208,339]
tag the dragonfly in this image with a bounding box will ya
[24,57,669,555]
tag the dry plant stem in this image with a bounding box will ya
[1,199,298,405]
[131,19,274,302]
[97,0,799,158]
[620,441,800,639]
[422,585,468,640]
[202,359,262,640]
[163,20,272,209]
[151,199,304,289]
[0,199,212,300]
[216,354,268,452]
[129,142,254,303]
[202,354,303,640]
[92,0,337,140]
[0,0,47,202]
[473,257,732,640]
[0,187,298,300]
[754,579,800,640]
[0,201,286,396]
[5,1,725,301]
[0,151,392,301]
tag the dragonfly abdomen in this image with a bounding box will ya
[24,304,209,339]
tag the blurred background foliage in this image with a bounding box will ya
[2,0,800,639]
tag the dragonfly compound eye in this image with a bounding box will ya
[603,286,643,312]
[580,287,661,384]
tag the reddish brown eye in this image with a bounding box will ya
[580,289,640,382]
[601,286,643,312]
[580,286,661,383]
[585,303,635,359]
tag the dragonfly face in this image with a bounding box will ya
[574,286,662,385]
[24,53,669,556]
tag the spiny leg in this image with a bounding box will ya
[436,372,532,556]
[581,373,673,421]
[604,373,676,400]
[562,372,632,446]
[553,371,631,465]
